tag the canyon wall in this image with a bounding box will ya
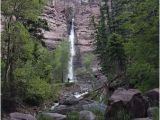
[42,0,106,87]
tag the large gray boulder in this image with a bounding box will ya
[145,88,159,106]
[9,112,36,120]
[42,113,66,120]
[79,110,96,120]
[105,88,148,119]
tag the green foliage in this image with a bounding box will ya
[52,41,70,83]
[76,67,87,76]
[37,113,52,120]
[1,0,70,112]
[105,33,126,80]
[66,112,79,120]
[127,62,158,91]
[153,108,159,120]
[109,109,131,120]
[24,78,52,106]
[94,0,158,91]
[83,53,94,70]
[91,109,104,120]
[114,109,131,120]
[51,83,63,102]
[2,0,45,20]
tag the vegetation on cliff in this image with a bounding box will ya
[95,0,159,91]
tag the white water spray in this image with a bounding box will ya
[68,18,75,82]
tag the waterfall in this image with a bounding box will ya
[67,18,75,82]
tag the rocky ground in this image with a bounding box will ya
[6,88,159,120]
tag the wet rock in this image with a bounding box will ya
[133,118,152,120]
[51,99,96,115]
[106,88,148,119]
[9,112,36,120]
[79,110,96,120]
[42,113,66,120]
[147,107,159,118]
[59,95,79,105]
[52,104,84,115]
[52,105,73,115]
[145,88,159,106]
[82,101,107,114]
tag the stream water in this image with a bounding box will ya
[67,18,75,82]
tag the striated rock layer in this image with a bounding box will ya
[41,0,68,50]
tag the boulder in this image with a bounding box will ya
[145,88,159,106]
[79,110,96,120]
[51,105,73,115]
[9,112,36,120]
[59,95,79,105]
[105,88,148,119]
[147,107,159,118]
[51,103,86,115]
[42,113,66,120]
[133,118,152,120]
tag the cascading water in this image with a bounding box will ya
[67,18,75,82]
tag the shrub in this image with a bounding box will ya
[66,112,79,120]
[127,62,158,91]
[24,78,52,106]
[153,108,159,120]
[37,113,52,120]
[111,109,131,120]
[91,109,104,120]
[51,83,63,102]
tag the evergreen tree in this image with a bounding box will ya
[94,0,158,90]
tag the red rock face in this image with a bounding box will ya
[42,0,100,55]
[74,0,102,77]
[41,0,68,49]
[42,0,104,83]
[75,2,100,54]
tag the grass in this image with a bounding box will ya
[37,113,52,120]
[153,107,159,120]
[91,109,104,120]
[66,111,79,120]
[110,109,131,120]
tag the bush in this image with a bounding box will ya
[110,109,131,120]
[24,78,52,106]
[66,112,79,120]
[91,109,104,120]
[51,83,63,102]
[127,62,158,91]
[153,108,159,120]
[37,113,52,120]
